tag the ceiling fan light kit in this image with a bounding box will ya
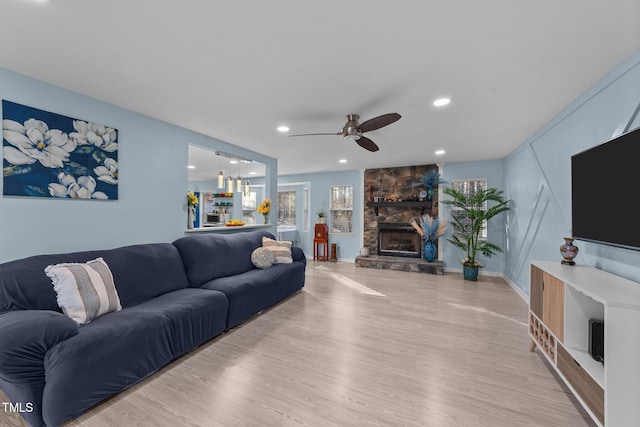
[288,112,401,152]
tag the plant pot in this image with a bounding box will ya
[424,240,436,262]
[463,264,479,281]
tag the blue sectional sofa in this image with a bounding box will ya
[0,230,306,427]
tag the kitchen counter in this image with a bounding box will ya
[185,224,272,234]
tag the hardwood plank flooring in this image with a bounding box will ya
[0,262,594,426]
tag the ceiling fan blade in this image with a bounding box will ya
[356,136,379,152]
[359,113,401,133]
[287,132,340,137]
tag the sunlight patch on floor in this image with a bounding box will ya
[314,265,386,297]
[447,303,527,326]
[329,272,386,297]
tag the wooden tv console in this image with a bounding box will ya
[529,261,640,426]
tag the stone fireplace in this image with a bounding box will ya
[356,163,444,274]
[362,164,438,255]
[377,223,421,258]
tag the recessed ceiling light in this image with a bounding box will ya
[187,165,195,169]
[433,98,451,107]
[249,171,257,175]
[435,150,445,156]
[339,159,347,163]
[229,160,238,164]
[277,125,290,133]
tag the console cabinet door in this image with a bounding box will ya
[530,265,544,318]
[542,272,565,343]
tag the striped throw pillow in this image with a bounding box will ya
[45,257,122,325]
[262,236,293,264]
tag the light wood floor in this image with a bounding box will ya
[1,262,594,427]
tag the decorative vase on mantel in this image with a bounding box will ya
[560,237,579,266]
[426,187,434,201]
[424,240,436,262]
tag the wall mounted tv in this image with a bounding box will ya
[571,126,640,250]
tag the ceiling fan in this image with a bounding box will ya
[288,113,401,152]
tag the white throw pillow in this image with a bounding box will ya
[262,236,293,264]
[45,257,122,325]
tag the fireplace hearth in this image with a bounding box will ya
[377,223,421,258]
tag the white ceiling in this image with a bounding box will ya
[2,1,639,179]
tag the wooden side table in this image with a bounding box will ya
[313,223,329,261]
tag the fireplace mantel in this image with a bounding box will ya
[365,200,433,216]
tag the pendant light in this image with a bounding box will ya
[244,181,250,197]
[236,176,242,193]
[218,171,224,188]
[227,176,234,193]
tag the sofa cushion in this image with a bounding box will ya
[41,287,228,427]
[262,236,293,263]
[0,243,190,311]
[0,310,79,427]
[45,257,122,325]
[201,262,305,329]
[173,230,274,287]
[251,247,275,269]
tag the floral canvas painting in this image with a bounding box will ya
[2,100,118,199]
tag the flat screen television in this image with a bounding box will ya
[571,126,640,251]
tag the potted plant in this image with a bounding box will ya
[441,187,510,281]
[317,202,326,224]
[317,209,326,224]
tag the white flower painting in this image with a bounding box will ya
[2,100,118,200]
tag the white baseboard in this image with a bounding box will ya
[503,275,529,303]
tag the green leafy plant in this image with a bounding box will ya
[441,187,510,267]
[317,202,326,218]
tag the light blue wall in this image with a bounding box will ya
[0,67,278,263]
[278,171,363,261]
[440,159,507,275]
[503,50,640,298]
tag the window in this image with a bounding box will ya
[330,185,353,233]
[450,178,488,239]
[303,188,309,232]
[277,191,296,226]
[242,192,256,224]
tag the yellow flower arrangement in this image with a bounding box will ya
[257,198,271,215]
[187,191,199,207]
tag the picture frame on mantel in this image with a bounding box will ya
[2,100,118,200]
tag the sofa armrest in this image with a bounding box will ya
[291,247,306,267]
[0,310,78,427]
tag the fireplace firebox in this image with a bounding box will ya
[377,223,422,258]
